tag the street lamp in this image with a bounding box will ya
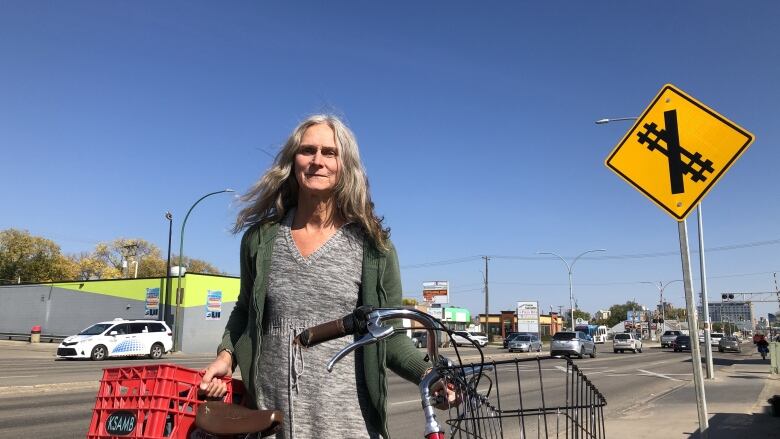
[173,189,235,351]
[641,280,682,332]
[163,211,173,323]
[594,117,638,125]
[537,249,606,331]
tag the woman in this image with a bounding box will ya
[199,115,432,438]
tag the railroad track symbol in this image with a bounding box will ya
[635,110,715,194]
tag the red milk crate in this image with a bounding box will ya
[87,364,245,439]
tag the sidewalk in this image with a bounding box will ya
[607,355,780,438]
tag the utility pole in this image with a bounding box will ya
[483,256,490,338]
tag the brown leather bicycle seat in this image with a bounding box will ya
[196,401,283,437]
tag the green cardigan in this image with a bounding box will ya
[218,222,429,438]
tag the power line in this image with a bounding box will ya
[401,237,780,269]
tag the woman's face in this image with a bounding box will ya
[294,123,340,197]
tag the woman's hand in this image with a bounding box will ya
[432,379,461,410]
[199,350,233,399]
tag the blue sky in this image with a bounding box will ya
[2,2,779,321]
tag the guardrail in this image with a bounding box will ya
[0,332,66,343]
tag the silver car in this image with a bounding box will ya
[550,331,596,358]
[718,335,741,353]
[508,334,542,353]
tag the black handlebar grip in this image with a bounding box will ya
[296,305,374,348]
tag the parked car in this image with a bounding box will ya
[508,334,542,353]
[718,335,741,353]
[451,331,488,347]
[550,331,596,358]
[613,333,643,353]
[672,335,692,352]
[660,330,683,348]
[57,319,173,360]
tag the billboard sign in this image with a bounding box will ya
[516,301,540,334]
[626,310,642,322]
[205,290,222,320]
[144,288,160,317]
[423,281,449,304]
[428,307,444,320]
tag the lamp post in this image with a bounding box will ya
[173,189,235,351]
[163,211,173,323]
[595,117,637,124]
[537,249,606,331]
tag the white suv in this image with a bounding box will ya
[613,333,643,353]
[57,319,173,360]
[451,331,489,347]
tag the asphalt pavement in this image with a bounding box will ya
[1,339,778,438]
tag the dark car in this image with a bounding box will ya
[672,335,692,352]
[411,331,428,348]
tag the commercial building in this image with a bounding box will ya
[478,311,564,340]
[699,301,754,334]
[0,273,239,353]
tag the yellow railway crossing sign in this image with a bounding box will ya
[605,84,754,221]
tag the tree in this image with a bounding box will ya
[89,238,224,278]
[92,238,161,276]
[572,309,591,323]
[402,298,418,306]
[175,255,223,275]
[602,300,643,328]
[70,251,122,280]
[0,229,77,283]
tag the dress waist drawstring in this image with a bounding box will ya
[287,326,305,439]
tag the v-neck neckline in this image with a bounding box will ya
[282,209,349,266]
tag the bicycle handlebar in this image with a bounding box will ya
[296,306,374,347]
[298,306,492,438]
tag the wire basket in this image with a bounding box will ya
[439,356,607,439]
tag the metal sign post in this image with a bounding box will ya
[697,205,715,379]
[678,219,709,436]
[602,84,758,437]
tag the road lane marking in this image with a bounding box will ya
[391,399,421,406]
[637,369,683,381]
[0,381,99,396]
[0,375,37,379]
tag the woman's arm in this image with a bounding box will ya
[218,227,256,365]
[382,243,430,384]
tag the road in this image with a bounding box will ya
[0,340,772,438]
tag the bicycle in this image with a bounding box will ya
[200,306,608,439]
[88,306,607,438]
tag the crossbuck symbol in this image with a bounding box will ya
[635,110,715,194]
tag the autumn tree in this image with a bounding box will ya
[174,255,223,275]
[0,229,77,283]
[70,251,122,280]
[88,238,224,278]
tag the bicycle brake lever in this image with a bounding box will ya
[326,320,395,372]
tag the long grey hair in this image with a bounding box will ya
[233,114,390,250]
